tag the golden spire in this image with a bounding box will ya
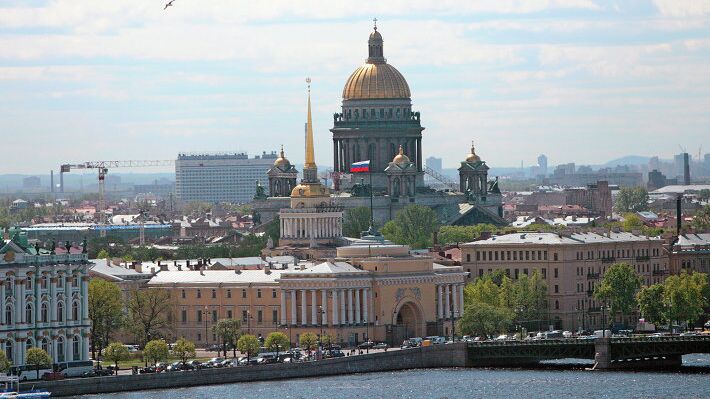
[304,77,316,169]
[466,140,481,163]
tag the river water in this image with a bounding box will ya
[76,356,710,399]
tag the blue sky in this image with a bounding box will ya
[0,0,708,174]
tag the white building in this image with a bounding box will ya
[175,151,278,204]
[0,231,91,367]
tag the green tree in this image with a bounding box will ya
[264,332,290,360]
[636,284,666,325]
[299,332,318,355]
[614,187,649,213]
[212,319,242,358]
[621,213,644,232]
[96,249,110,260]
[172,338,196,365]
[320,333,336,348]
[594,263,642,328]
[458,303,513,338]
[512,271,548,330]
[0,350,10,374]
[26,348,52,380]
[264,216,280,246]
[143,339,169,366]
[104,342,130,375]
[343,206,372,238]
[692,205,710,232]
[437,225,496,245]
[88,279,124,359]
[127,288,174,349]
[464,276,500,307]
[381,205,439,249]
[237,334,260,361]
[698,189,710,201]
[663,271,708,329]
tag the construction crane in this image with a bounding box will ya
[423,164,459,192]
[60,160,174,236]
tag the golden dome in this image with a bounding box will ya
[392,145,410,165]
[343,63,410,100]
[465,142,481,163]
[290,182,329,198]
[273,146,290,168]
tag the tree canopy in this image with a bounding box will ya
[88,279,124,359]
[172,338,196,364]
[237,334,260,360]
[212,319,242,358]
[437,224,498,245]
[382,205,439,249]
[26,348,52,380]
[264,332,289,358]
[0,350,10,374]
[104,342,130,374]
[343,207,372,238]
[636,284,666,325]
[594,263,642,326]
[299,332,318,353]
[692,205,710,232]
[458,303,513,338]
[143,339,169,366]
[614,187,649,213]
[127,288,174,347]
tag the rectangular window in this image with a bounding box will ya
[227,289,231,299]
[212,289,216,299]
[554,285,559,293]
[467,254,471,262]
[542,268,547,278]
[478,269,483,277]
[257,310,263,323]
[242,310,248,322]
[544,251,548,260]
[181,290,186,299]
[227,310,233,319]
[525,251,530,261]
[554,253,558,261]
[515,269,519,279]
[523,268,528,276]
[196,290,201,299]
[181,310,187,323]
[272,309,278,323]
[532,251,536,261]
[513,251,517,261]
[272,289,277,299]
[482,252,487,261]
[257,289,262,298]
[475,252,480,261]
[537,250,542,260]
[196,310,202,323]
[554,268,559,278]
[212,310,218,322]
[494,251,498,261]
[242,289,247,298]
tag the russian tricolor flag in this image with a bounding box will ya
[350,160,370,173]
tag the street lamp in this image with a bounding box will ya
[246,310,252,335]
[202,305,209,348]
[318,305,325,354]
[449,302,458,342]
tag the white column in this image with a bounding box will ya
[347,289,354,325]
[459,285,465,315]
[321,290,328,325]
[453,284,459,317]
[66,336,73,362]
[437,285,443,320]
[339,290,346,325]
[81,275,89,321]
[362,288,369,325]
[331,289,338,326]
[82,332,89,360]
[0,282,5,325]
[444,285,451,319]
[50,276,56,322]
[290,290,297,326]
[52,339,58,363]
[280,290,287,325]
[354,289,361,324]
[300,289,307,326]
[310,290,317,325]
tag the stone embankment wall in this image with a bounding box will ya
[22,343,467,397]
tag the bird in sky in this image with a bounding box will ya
[164,0,175,10]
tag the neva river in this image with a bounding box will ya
[76,356,710,399]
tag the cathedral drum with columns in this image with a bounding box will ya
[0,231,91,369]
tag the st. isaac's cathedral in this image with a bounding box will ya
[253,24,504,231]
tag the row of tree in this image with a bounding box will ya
[458,271,548,338]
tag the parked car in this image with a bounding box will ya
[166,361,183,372]
[140,366,157,374]
[207,344,221,352]
[357,341,375,349]
[373,342,388,350]
[219,359,235,368]
[155,362,169,372]
[207,357,225,367]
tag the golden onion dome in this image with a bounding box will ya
[290,182,329,198]
[392,144,410,165]
[465,142,481,163]
[273,146,291,168]
[342,27,411,100]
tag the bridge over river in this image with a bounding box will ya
[467,336,710,369]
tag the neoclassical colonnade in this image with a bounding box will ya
[280,215,342,240]
[436,283,466,320]
[280,287,372,326]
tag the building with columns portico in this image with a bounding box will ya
[148,240,466,347]
[0,230,91,368]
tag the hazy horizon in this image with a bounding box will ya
[1,1,708,174]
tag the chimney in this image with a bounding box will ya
[683,153,690,185]
[235,265,241,274]
[159,264,168,272]
[186,260,191,270]
[479,231,491,240]
[134,262,143,273]
[199,269,204,276]
[150,267,156,274]
[177,265,182,271]
[264,265,271,275]
[676,194,682,236]
[299,263,305,271]
[174,260,178,266]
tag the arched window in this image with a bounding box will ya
[25,276,32,290]
[4,277,12,296]
[41,302,49,323]
[5,341,13,361]
[72,336,80,361]
[5,305,13,325]
[25,338,33,352]
[57,337,65,362]
[72,301,79,321]
[25,303,33,324]
[41,338,49,353]
[57,275,64,289]
[41,275,49,290]
[57,301,64,322]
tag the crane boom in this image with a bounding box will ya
[59,159,175,236]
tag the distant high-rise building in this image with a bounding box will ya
[647,169,677,191]
[175,151,277,204]
[674,153,691,179]
[648,156,660,172]
[683,152,690,185]
[537,154,548,176]
[425,156,442,172]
